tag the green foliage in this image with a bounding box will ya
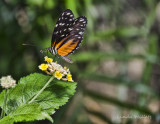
[0,103,53,124]
[0,73,77,123]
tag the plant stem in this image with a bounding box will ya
[0,89,8,119]
[28,76,54,104]
[4,89,8,118]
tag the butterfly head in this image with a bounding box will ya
[47,47,57,55]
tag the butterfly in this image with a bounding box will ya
[47,9,87,63]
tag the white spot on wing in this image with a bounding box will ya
[79,32,83,35]
[66,13,70,15]
[61,34,64,37]
[80,19,84,22]
[68,28,72,31]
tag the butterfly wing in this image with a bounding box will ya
[56,16,87,56]
[51,9,74,48]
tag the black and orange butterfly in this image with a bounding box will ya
[47,9,87,63]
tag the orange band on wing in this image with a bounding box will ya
[57,39,79,56]
[53,40,56,47]
[52,35,71,49]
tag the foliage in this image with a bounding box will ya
[0,103,53,124]
[0,73,76,123]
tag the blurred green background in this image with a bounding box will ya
[1,0,160,124]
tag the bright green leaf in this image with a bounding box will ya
[0,103,53,124]
[0,73,77,117]
[0,117,14,124]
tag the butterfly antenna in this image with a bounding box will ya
[22,43,36,46]
[23,42,44,50]
[23,43,49,58]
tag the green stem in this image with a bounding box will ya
[4,89,8,118]
[0,89,8,119]
[28,76,54,104]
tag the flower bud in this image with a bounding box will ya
[0,75,16,89]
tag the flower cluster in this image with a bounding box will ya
[0,75,16,89]
[39,56,74,82]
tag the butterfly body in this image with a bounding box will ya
[47,9,87,63]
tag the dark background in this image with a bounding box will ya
[1,0,160,124]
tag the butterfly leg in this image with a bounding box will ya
[40,50,45,57]
[40,48,48,57]
[58,56,62,64]
[55,54,61,64]
[47,50,48,56]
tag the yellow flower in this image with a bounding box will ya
[64,66,67,70]
[39,56,74,82]
[67,74,73,82]
[54,71,62,80]
[39,64,48,71]
[44,56,53,63]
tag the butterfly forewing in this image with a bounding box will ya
[51,9,74,48]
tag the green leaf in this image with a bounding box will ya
[0,117,14,124]
[0,103,53,124]
[0,73,77,117]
